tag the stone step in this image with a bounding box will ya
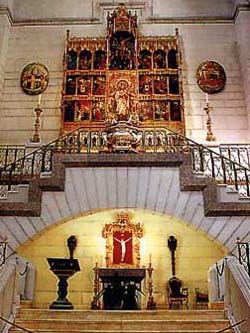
[10,329,234,333]
[13,319,229,331]
[19,300,33,309]
[17,309,226,320]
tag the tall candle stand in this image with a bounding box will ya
[30,103,43,143]
[91,262,101,309]
[146,256,156,310]
[204,101,216,142]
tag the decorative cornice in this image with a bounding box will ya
[10,16,235,27]
[1,3,249,27]
[233,4,250,21]
[0,6,13,25]
[143,16,234,25]
[12,17,101,27]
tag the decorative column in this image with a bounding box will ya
[235,7,250,139]
[0,12,11,100]
[147,256,156,309]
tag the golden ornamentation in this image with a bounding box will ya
[62,3,185,137]
[21,62,49,95]
[102,211,144,268]
[197,60,226,94]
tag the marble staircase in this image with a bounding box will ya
[11,307,233,333]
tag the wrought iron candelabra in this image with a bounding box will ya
[204,101,216,142]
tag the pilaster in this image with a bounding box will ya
[0,7,12,100]
[234,7,250,139]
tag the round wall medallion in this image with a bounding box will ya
[20,62,49,95]
[196,61,226,94]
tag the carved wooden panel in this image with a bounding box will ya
[61,3,185,135]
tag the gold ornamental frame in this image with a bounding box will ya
[102,212,144,268]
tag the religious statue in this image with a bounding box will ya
[109,79,136,121]
[78,77,90,95]
[113,233,132,264]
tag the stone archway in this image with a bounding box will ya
[17,208,227,309]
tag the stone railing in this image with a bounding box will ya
[208,258,226,304]
[224,256,250,333]
[0,256,35,332]
[0,125,250,199]
[209,256,250,332]
[0,259,19,332]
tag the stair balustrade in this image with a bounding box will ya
[224,256,250,333]
[0,259,19,333]
[0,146,27,170]
[0,256,35,333]
[0,315,35,333]
[236,238,250,277]
[216,318,247,333]
[0,126,250,200]
[219,144,250,170]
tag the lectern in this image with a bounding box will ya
[47,235,80,309]
[47,258,80,309]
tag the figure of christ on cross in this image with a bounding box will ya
[113,231,133,264]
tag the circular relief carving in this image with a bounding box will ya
[20,62,49,95]
[196,60,226,94]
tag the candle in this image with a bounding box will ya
[38,94,42,106]
[149,253,152,263]
[205,93,209,104]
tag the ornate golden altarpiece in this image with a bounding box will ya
[61,3,184,136]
